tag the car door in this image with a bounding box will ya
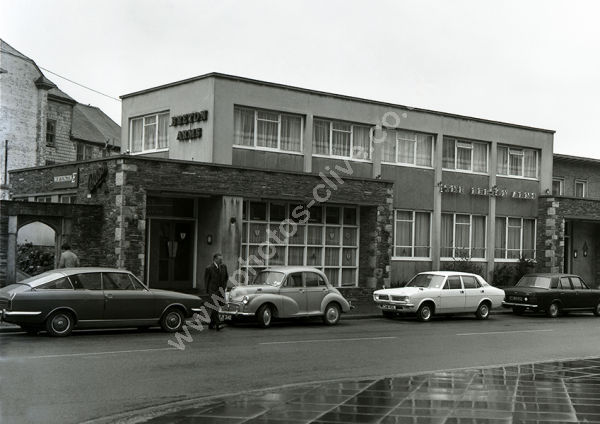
[439,275,465,312]
[68,272,106,322]
[558,276,577,309]
[280,272,307,316]
[304,272,328,314]
[570,276,591,309]
[462,275,483,311]
[102,272,156,320]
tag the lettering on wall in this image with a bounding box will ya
[52,167,79,189]
[438,182,535,200]
[171,110,208,142]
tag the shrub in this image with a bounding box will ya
[17,242,54,276]
[492,256,537,287]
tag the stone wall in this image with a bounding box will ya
[45,99,75,164]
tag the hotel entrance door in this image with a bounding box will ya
[148,220,194,291]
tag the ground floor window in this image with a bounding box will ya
[241,201,359,287]
[393,210,431,258]
[441,213,486,259]
[495,217,536,259]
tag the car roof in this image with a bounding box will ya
[523,273,580,278]
[419,271,482,277]
[263,266,325,274]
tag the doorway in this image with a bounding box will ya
[148,219,194,291]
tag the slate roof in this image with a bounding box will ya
[72,103,120,149]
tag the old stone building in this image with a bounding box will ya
[0,39,120,200]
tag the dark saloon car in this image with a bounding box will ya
[0,267,204,336]
[503,273,600,318]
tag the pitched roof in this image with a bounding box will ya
[72,103,120,149]
[48,86,75,104]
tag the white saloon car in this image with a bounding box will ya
[373,271,505,322]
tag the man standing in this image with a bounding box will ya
[58,243,80,268]
[204,253,228,331]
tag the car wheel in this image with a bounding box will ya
[546,302,560,318]
[416,303,433,322]
[323,303,341,326]
[594,302,600,317]
[21,326,39,335]
[257,304,273,328]
[160,308,184,333]
[382,310,396,319]
[475,302,490,320]
[46,311,75,337]
[512,306,525,315]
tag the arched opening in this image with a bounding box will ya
[17,221,57,278]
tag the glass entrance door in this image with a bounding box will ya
[148,220,194,290]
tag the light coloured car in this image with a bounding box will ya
[220,266,351,328]
[373,271,505,322]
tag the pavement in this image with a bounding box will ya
[89,356,600,423]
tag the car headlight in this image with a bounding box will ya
[241,295,249,305]
[524,297,528,302]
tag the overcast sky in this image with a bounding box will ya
[2,0,599,158]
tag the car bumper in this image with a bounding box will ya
[1,309,43,323]
[502,301,539,309]
[375,302,416,312]
[219,303,255,317]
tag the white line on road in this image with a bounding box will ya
[260,336,397,345]
[7,347,177,360]
[457,329,554,336]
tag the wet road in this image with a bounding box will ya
[1,313,600,423]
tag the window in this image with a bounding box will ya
[575,179,587,198]
[38,277,73,290]
[304,272,326,287]
[495,217,536,259]
[129,112,169,153]
[103,273,140,290]
[76,143,94,161]
[443,138,487,173]
[46,119,56,146]
[462,275,480,289]
[570,277,587,289]
[497,146,538,178]
[71,273,102,290]
[313,119,371,160]
[559,277,571,290]
[445,276,462,290]
[241,202,359,287]
[441,214,486,258]
[382,129,433,167]
[552,178,564,196]
[60,194,77,204]
[37,196,52,203]
[394,210,431,258]
[285,273,304,288]
[234,107,302,153]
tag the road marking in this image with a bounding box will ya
[260,336,397,345]
[457,329,554,336]
[8,347,176,360]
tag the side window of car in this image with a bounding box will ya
[304,272,323,288]
[559,277,572,290]
[129,275,147,290]
[286,273,304,288]
[461,276,479,289]
[72,273,102,290]
[38,277,74,290]
[103,273,135,290]
[570,277,585,289]
[446,276,462,290]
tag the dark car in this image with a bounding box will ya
[0,267,204,336]
[503,273,600,318]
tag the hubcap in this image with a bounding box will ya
[421,307,431,320]
[550,304,558,316]
[481,305,489,316]
[52,315,69,333]
[263,309,271,325]
[327,307,339,322]
[167,312,181,329]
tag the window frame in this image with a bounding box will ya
[442,137,489,174]
[441,213,487,260]
[382,129,434,168]
[494,216,537,261]
[46,119,57,147]
[312,118,372,161]
[128,111,170,154]
[497,145,539,180]
[392,210,432,260]
[552,178,564,196]
[234,106,304,154]
[575,179,587,198]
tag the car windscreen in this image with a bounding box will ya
[251,271,285,287]
[406,274,446,289]
[516,276,552,289]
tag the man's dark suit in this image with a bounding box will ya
[205,263,228,328]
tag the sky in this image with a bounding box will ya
[1,0,599,158]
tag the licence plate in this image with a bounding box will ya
[382,304,396,310]
[219,314,231,321]
[510,296,523,302]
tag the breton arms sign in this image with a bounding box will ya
[171,110,208,141]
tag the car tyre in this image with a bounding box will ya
[257,304,273,328]
[323,303,341,326]
[416,303,433,322]
[546,302,560,318]
[594,302,600,317]
[46,311,75,337]
[512,306,525,315]
[475,302,490,320]
[160,308,184,333]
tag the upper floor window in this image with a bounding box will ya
[313,119,370,160]
[443,138,488,173]
[383,130,433,167]
[46,119,56,146]
[575,179,587,198]
[234,107,302,153]
[76,143,93,161]
[497,146,538,179]
[394,210,431,258]
[552,178,564,196]
[129,112,169,154]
